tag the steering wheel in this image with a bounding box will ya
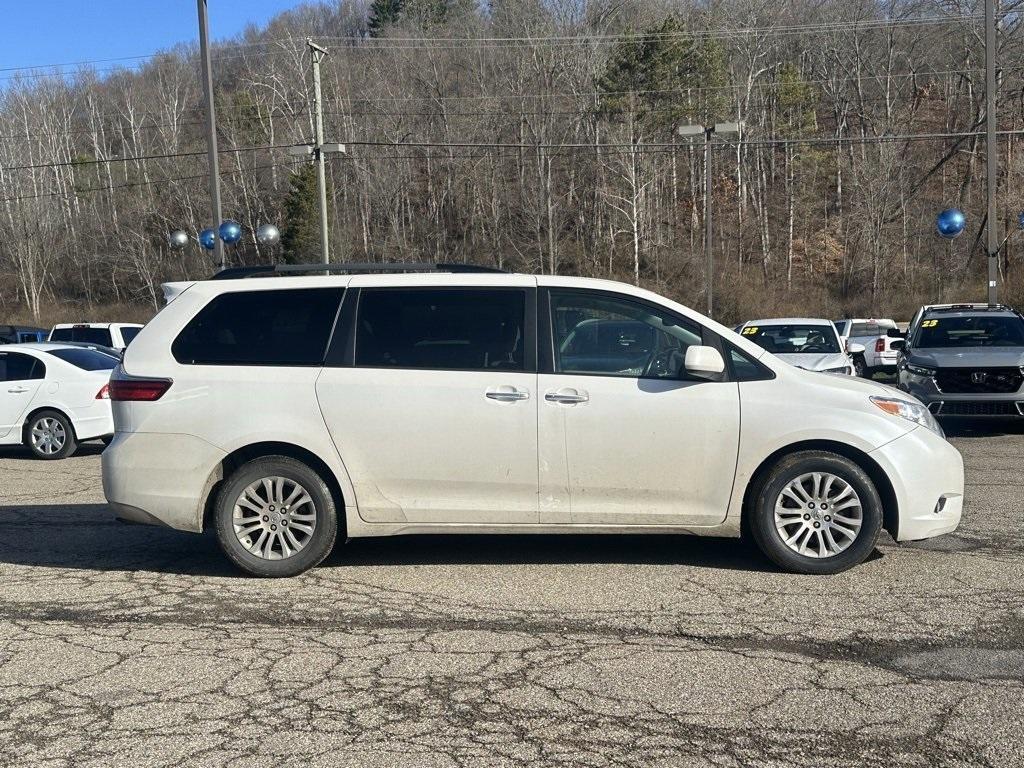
[644,347,684,378]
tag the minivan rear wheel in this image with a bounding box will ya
[214,456,338,577]
[749,451,882,575]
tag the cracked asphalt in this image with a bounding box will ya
[1,424,1022,767]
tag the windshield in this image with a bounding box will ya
[915,315,1024,348]
[742,324,841,354]
[46,348,118,371]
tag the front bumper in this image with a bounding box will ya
[870,427,964,541]
[898,372,1024,416]
[102,432,226,532]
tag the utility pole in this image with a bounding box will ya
[197,0,224,270]
[308,39,330,264]
[985,0,998,305]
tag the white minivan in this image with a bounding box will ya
[102,264,964,577]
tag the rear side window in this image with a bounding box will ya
[173,288,343,366]
[355,289,526,371]
[47,348,118,371]
[51,327,113,346]
[0,352,45,381]
[120,327,141,345]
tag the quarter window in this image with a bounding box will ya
[172,288,343,366]
[355,289,526,371]
[0,352,45,381]
[549,291,702,379]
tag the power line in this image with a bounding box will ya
[0,142,293,173]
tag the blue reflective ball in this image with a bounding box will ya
[199,228,217,250]
[936,208,966,239]
[219,219,243,245]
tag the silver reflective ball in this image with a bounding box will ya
[168,230,190,250]
[256,223,280,246]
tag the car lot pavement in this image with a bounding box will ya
[1,425,1022,767]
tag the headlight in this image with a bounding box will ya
[901,362,936,377]
[870,395,944,437]
[822,366,851,374]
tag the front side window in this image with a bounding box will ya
[742,324,841,355]
[355,289,526,371]
[51,327,114,346]
[0,352,44,382]
[914,315,1024,348]
[172,288,343,366]
[550,291,702,379]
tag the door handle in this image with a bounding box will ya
[485,388,530,402]
[545,390,589,404]
[7,387,28,394]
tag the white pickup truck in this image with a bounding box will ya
[834,318,900,377]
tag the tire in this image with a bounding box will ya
[853,356,869,378]
[213,455,338,577]
[24,410,78,460]
[748,451,882,575]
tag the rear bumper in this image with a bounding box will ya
[72,403,114,441]
[101,432,225,532]
[870,427,964,541]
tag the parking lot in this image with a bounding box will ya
[0,425,1021,768]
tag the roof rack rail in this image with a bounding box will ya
[211,262,507,280]
[924,302,1015,313]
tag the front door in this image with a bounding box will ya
[0,351,45,439]
[538,288,740,526]
[316,283,539,525]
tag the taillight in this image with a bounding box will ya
[96,383,110,400]
[108,378,172,402]
[875,338,885,353]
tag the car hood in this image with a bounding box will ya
[909,348,1024,368]
[777,352,849,371]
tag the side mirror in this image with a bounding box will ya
[886,327,906,339]
[848,342,866,355]
[684,345,725,381]
[890,339,905,351]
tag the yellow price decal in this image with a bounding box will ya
[921,319,939,328]
[742,326,759,335]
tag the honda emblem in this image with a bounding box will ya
[971,372,988,384]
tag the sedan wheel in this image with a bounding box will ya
[214,456,338,577]
[750,451,881,575]
[25,411,77,460]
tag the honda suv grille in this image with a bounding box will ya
[935,367,1024,394]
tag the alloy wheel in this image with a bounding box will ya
[232,476,317,560]
[774,472,863,558]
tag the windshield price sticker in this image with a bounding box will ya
[742,327,759,335]
[921,319,939,328]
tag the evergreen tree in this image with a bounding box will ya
[368,0,405,37]
[597,17,727,131]
[280,165,322,264]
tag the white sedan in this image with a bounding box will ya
[737,318,864,374]
[0,343,116,459]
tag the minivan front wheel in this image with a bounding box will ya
[214,456,338,577]
[749,451,882,575]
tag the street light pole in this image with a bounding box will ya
[196,0,224,270]
[677,122,741,319]
[308,39,330,264]
[985,0,998,305]
[703,128,714,318]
